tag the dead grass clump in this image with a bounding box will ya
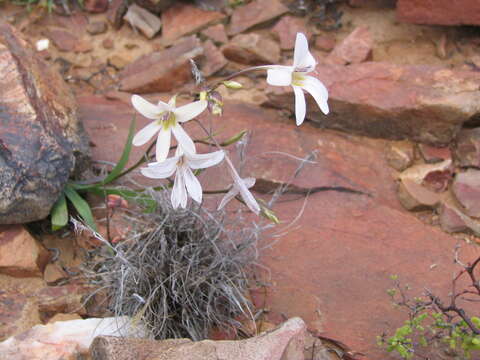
[90,189,265,340]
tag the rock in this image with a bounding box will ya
[47,313,82,323]
[326,26,373,65]
[397,0,480,26]
[439,195,471,234]
[108,55,130,70]
[418,144,451,163]
[264,62,480,145]
[228,0,289,36]
[348,0,396,7]
[271,16,309,50]
[0,22,90,223]
[123,4,162,39]
[201,23,228,44]
[314,35,336,52]
[87,21,108,35]
[36,284,93,316]
[0,225,49,277]
[201,40,228,77]
[46,28,92,53]
[102,38,114,49]
[90,317,306,360]
[454,128,480,168]
[222,33,280,65]
[452,169,480,217]
[134,0,174,14]
[84,0,108,13]
[107,0,128,29]
[385,140,415,171]
[119,35,203,93]
[43,264,67,285]
[0,283,42,340]
[162,3,225,45]
[0,317,144,360]
[397,160,451,210]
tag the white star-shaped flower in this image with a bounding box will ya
[131,95,207,162]
[217,177,257,212]
[141,147,224,209]
[266,32,329,126]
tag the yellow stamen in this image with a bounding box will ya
[292,72,306,87]
[162,113,177,130]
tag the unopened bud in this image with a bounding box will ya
[221,130,247,146]
[223,80,243,89]
[261,206,280,224]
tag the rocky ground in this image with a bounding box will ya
[1,0,480,359]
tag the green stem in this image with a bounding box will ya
[208,65,273,91]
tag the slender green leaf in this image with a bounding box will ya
[101,117,136,185]
[64,185,97,231]
[51,193,68,231]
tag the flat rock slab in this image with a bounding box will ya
[265,62,480,145]
[77,96,474,359]
[397,0,480,26]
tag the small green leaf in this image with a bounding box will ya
[101,117,136,185]
[64,185,97,231]
[51,193,68,231]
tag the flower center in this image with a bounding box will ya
[157,112,177,130]
[292,72,306,87]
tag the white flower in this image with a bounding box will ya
[141,147,224,209]
[222,157,260,215]
[217,177,256,211]
[266,32,329,126]
[131,95,207,162]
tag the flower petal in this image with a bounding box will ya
[132,121,162,147]
[140,158,178,179]
[238,182,260,215]
[171,168,187,209]
[266,68,293,87]
[187,150,225,169]
[217,187,238,210]
[301,76,329,115]
[184,167,203,204]
[243,177,256,189]
[293,33,316,71]
[156,128,172,162]
[174,100,208,123]
[131,95,163,119]
[293,86,306,126]
[171,124,196,155]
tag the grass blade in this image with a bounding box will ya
[64,185,97,231]
[51,192,68,231]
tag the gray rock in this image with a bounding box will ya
[0,22,90,224]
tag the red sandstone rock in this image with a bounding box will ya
[162,3,225,45]
[264,62,480,145]
[83,0,108,13]
[106,0,128,29]
[271,16,310,50]
[314,35,336,52]
[326,26,373,65]
[349,0,396,7]
[123,4,162,39]
[452,169,480,218]
[46,28,92,53]
[439,195,471,234]
[385,140,415,171]
[201,23,228,44]
[0,225,49,278]
[201,40,228,77]
[118,35,203,93]
[223,33,280,65]
[134,0,173,14]
[454,128,480,168]
[90,318,306,360]
[397,0,480,26]
[228,0,289,36]
[418,144,451,163]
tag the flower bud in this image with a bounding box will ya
[223,80,243,89]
